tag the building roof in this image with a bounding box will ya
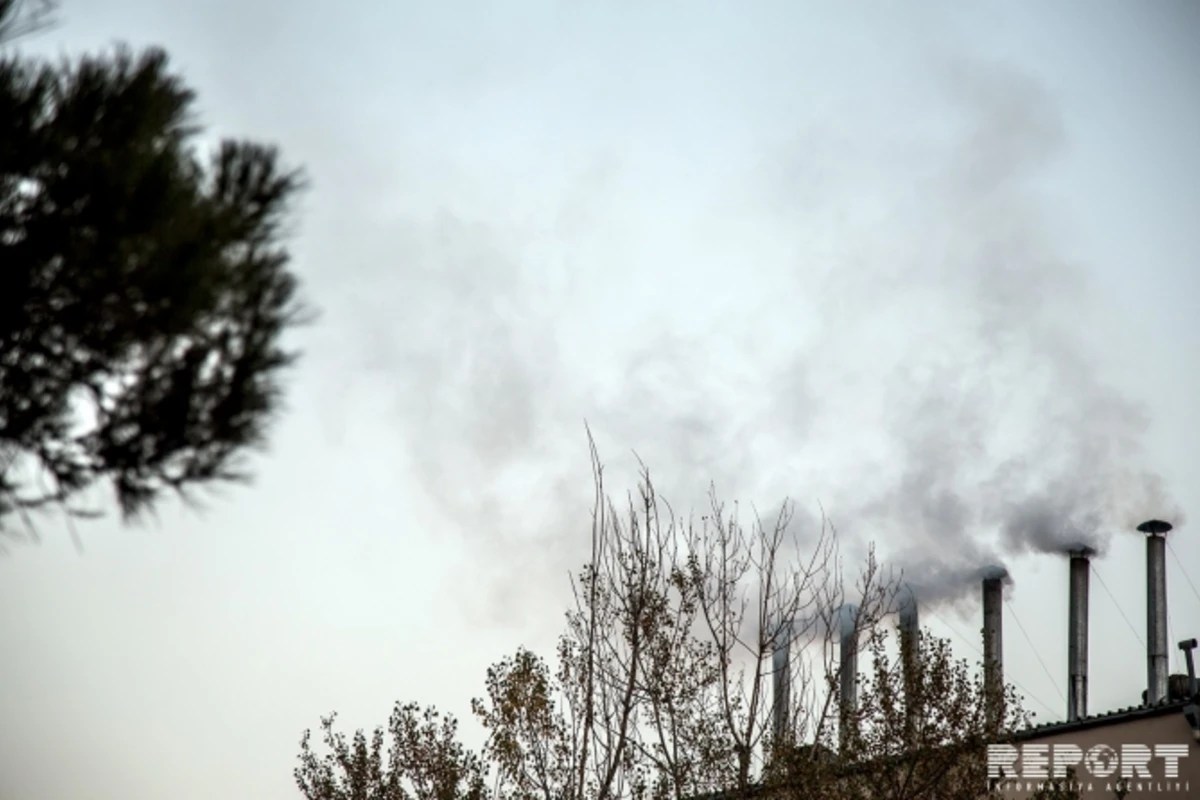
[1013,697,1196,740]
[691,698,1200,799]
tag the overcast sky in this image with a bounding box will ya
[2,1,1199,798]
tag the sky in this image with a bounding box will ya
[2,1,1199,798]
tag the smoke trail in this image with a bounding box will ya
[827,59,1184,608]
[339,56,1182,622]
[348,211,589,622]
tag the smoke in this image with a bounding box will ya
[894,552,1013,618]
[346,211,593,623]
[833,59,1183,606]
[339,54,1181,624]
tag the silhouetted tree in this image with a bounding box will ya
[1,16,307,538]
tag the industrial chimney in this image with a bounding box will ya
[772,619,792,746]
[839,603,860,750]
[1140,519,1173,705]
[982,569,1006,731]
[898,587,920,744]
[1067,547,1092,722]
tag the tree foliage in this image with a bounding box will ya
[0,1,56,44]
[295,705,490,800]
[1,22,307,536]
[298,450,1039,800]
[762,624,1032,799]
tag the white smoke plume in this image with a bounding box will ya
[341,56,1182,623]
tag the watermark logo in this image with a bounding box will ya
[988,743,1191,794]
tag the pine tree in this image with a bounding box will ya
[1,5,308,536]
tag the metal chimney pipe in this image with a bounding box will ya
[1067,547,1092,722]
[898,588,920,644]
[982,569,1006,731]
[1180,638,1199,699]
[1139,519,1173,705]
[839,604,860,750]
[898,588,920,744]
[772,621,792,746]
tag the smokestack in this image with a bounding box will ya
[982,569,1005,731]
[1140,519,1173,705]
[1067,547,1092,722]
[772,620,792,746]
[839,604,860,751]
[898,587,920,744]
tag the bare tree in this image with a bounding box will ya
[299,446,1036,800]
[468,438,898,800]
[678,492,894,793]
[472,442,698,800]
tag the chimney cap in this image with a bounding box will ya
[980,564,1009,583]
[1138,520,1173,535]
[1066,544,1096,558]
